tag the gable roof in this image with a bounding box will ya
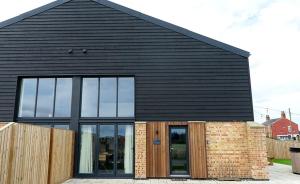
[262,118,279,126]
[262,118,299,126]
[0,0,250,57]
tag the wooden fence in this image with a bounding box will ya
[267,138,300,159]
[0,123,75,184]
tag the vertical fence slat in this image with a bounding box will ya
[0,123,74,184]
[48,128,75,184]
[267,138,300,159]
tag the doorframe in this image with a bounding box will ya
[168,125,189,176]
[76,122,135,178]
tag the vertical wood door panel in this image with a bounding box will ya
[189,122,208,178]
[146,122,168,178]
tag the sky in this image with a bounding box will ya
[0,0,300,124]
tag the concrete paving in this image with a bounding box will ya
[64,164,300,184]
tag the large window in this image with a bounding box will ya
[18,78,72,118]
[81,77,134,118]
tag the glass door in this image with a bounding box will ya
[169,126,189,175]
[79,123,134,177]
[98,125,115,175]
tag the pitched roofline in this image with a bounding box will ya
[93,0,250,58]
[0,0,71,29]
[0,0,250,57]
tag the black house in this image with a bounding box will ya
[0,0,262,180]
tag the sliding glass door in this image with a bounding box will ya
[79,123,134,177]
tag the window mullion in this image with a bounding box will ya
[97,78,100,118]
[52,78,57,117]
[34,78,39,118]
[116,77,119,118]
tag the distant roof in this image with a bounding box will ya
[263,118,279,126]
[0,0,250,57]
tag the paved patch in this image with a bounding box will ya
[64,164,300,184]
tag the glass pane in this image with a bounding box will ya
[54,124,69,130]
[99,78,117,117]
[118,78,134,117]
[37,124,52,128]
[98,125,115,174]
[36,78,55,117]
[117,125,133,174]
[18,79,37,117]
[79,125,96,174]
[54,78,72,117]
[81,78,98,117]
[170,127,188,175]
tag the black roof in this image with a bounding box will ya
[0,0,250,57]
[262,118,279,126]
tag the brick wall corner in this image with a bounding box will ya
[134,122,147,178]
[246,122,269,180]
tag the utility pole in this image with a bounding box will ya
[288,108,294,140]
[289,108,292,121]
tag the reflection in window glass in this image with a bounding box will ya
[37,124,52,128]
[81,78,98,117]
[79,125,96,174]
[18,79,37,117]
[117,125,133,174]
[98,125,115,174]
[99,78,117,117]
[54,78,72,117]
[118,78,134,117]
[36,78,55,117]
[54,124,69,130]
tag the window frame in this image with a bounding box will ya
[80,76,135,119]
[16,77,73,119]
[15,75,136,178]
[77,122,135,178]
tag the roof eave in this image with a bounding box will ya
[93,0,250,58]
[0,0,71,29]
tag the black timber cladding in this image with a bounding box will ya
[0,0,254,121]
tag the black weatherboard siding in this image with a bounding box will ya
[0,0,253,121]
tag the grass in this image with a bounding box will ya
[272,159,292,165]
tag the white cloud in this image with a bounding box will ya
[1,0,300,124]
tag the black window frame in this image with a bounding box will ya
[16,77,73,119]
[80,76,135,119]
[15,75,136,178]
[77,122,135,178]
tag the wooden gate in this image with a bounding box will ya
[0,123,74,184]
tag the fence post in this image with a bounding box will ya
[7,124,15,184]
[47,128,54,184]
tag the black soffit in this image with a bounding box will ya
[0,0,250,58]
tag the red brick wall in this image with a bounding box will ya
[271,119,299,138]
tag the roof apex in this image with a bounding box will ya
[0,0,250,57]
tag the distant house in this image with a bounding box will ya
[263,111,299,140]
